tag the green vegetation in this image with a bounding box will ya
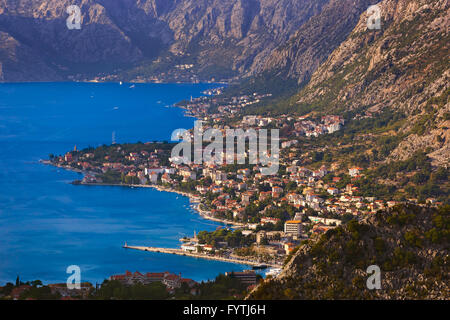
[94,280,169,300]
[197,229,252,248]
[2,273,257,300]
[0,279,61,300]
[249,204,449,300]
[176,273,258,300]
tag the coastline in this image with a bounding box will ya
[41,160,245,228]
[39,81,243,229]
[41,161,262,268]
[39,85,257,271]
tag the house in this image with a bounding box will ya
[327,187,339,195]
[148,171,159,184]
[333,177,342,183]
[260,217,280,226]
[281,140,298,149]
[237,168,251,177]
[237,182,247,191]
[312,223,334,235]
[272,186,283,198]
[241,192,253,205]
[211,171,227,182]
[137,171,147,184]
[161,173,172,184]
[64,153,73,162]
[195,185,209,194]
[163,273,182,289]
[145,168,164,175]
[211,186,223,194]
[284,242,297,255]
[233,207,245,220]
[259,191,272,201]
[349,167,363,177]
[308,216,342,226]
[203,245,214,252]
[286,166,299,174]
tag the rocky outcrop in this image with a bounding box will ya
[248,204,449,300]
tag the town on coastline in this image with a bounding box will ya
[41,90,444,285]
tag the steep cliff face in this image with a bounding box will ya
[156,0,327,76]
[292,0,449,166]
[0,0,332,81]
[248,204,449,300]
[255,0,380,84]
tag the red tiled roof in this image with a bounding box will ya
[146,272,166,278]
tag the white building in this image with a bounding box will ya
[284,220,302,237]
[308,216,342,226]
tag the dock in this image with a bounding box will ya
[123,244,281,268]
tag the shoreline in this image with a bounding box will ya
[39,85,259,270]
[41,160,245,228]
[41,161,258,268]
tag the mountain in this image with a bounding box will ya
[0,0,143,81]
[252,0,449,167]
[0,30,63,81]
[299,0,449,166]
[248,204,449,300]
[0,0,333,82]
[254,0,380,85]
[0,0,448,168]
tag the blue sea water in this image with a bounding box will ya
[0,82,251,285]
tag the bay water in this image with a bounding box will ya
[0,82,251,285]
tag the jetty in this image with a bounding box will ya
[123,244,281,268]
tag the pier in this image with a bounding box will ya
[123,244,281,268]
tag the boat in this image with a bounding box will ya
[119,81,123,85]
[252,264,268,270]
[129,84,135,89]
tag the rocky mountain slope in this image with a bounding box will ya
[255,0,380,85]
[264,0,449,167]
[248,204,449,300]
[0,0,334,82]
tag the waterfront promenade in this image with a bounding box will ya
[123,244,281,268]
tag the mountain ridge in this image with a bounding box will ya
[0,0,334,82]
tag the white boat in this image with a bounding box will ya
[119,81,123,85]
